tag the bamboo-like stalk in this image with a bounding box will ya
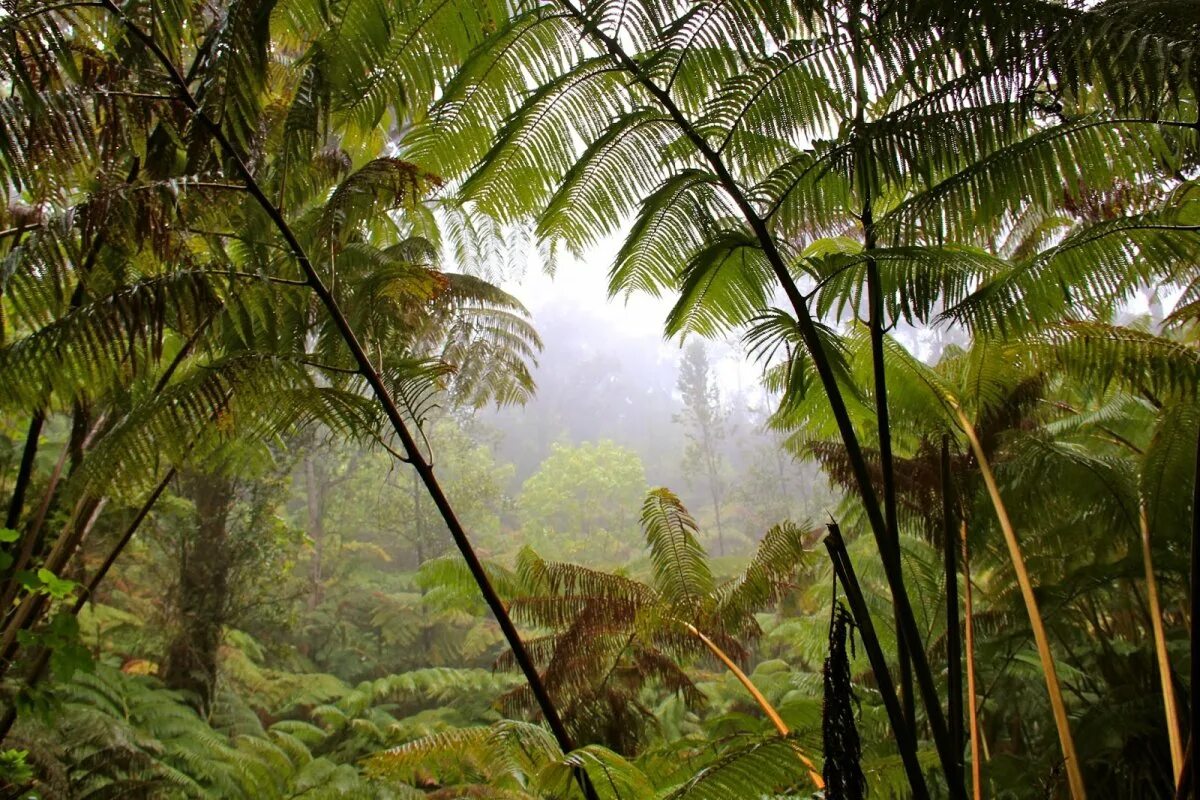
[952,403,1085,800]
[961,518,983,800]
[96,9,591,798]
[1141,502,1184,780]
[682,621,824,789]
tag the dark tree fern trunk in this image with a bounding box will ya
[823,601,866,800]
[164,471,234,715]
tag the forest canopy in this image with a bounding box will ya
[0,0,1198,798]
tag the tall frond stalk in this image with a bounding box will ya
[4,410,44,530]
[824,524,930,800]
[682,620,824,790]
[1141,502,1184,781]
[1191,428,1200,794]
[962,518,982,800]
[850,0,912,732]
[942,436,964,792]
[952,404,1086,800]
[554,3,957,781]
[1178,738,1194,800]
[97,7,588,794]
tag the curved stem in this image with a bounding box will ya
[953,403,1085,800]
[1141,502,1184,781]
[681,621,824,790]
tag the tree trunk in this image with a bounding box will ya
[164,471,234,715]
[942,436,964,792]
[304,456,325,612]
[4,410,44,531]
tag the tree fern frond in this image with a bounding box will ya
[641,488,713,614]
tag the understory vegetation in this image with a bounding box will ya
[1,0,1198,797]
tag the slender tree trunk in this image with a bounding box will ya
[953,405,1086,800]
[849,1,912,730]
[825,524,930,800]
[962,518,983,800]
[1141,502,1184,780]
[304,456,325,612]
[707,464,725,557]
[943,436,964,792]
[4,411,44,531]
[164,471,234,715]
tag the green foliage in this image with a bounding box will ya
[517,440,649,561]
[3,0,1200,798]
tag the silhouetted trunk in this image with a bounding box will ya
[4,410,44,530]
[164,471,234,715]
[304,456,325,612]
[942,436,964,792]
[1191,429,1200,795]
[824,523,929,800]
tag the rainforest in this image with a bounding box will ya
[0,1,1197,798]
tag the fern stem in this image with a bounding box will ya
[3,410,43,531]
[682,620,824,789]
[824,523,930,799]
[1141,502,1185,781]
[962,518,983,800]
[554,0,958,783]
[1190,428,1200,795]
[850,0,914,735]
[952,404,1086,800]
[942,436,965,792]
[96,7,590,794]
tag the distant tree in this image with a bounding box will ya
[517,441,647,561]
[675,341,730,554]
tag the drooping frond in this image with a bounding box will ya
[640,489,713,614]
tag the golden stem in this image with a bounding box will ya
[1141,502,1184,781]
[962,519,983,800]
[683,622,824,789]
[953,404,1086,800]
